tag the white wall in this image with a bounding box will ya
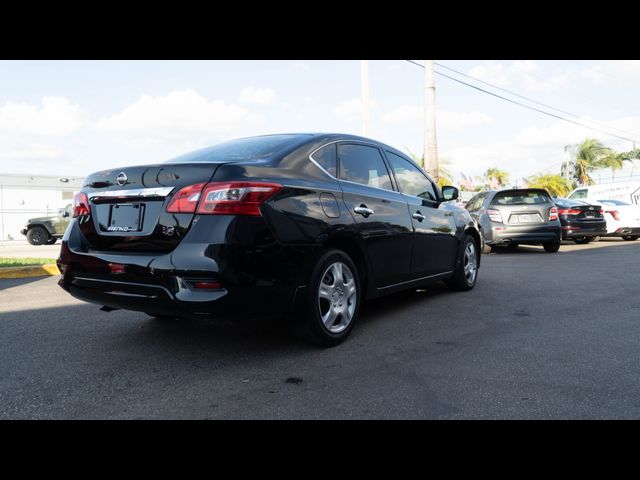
[0,187,73,240]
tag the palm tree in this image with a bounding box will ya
[596,152,625,180]
[574,138,614,186]
[525,174,572,197]
[483,167,509,188]
[405,150,453,187]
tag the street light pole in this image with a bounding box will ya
[361,60,371,137]
[423,60,439,179]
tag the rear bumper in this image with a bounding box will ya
[561,223,607,239]
[485,224,561,245]
[605,227,640,237]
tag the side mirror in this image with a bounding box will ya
[441,185,459,201]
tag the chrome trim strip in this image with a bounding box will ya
[88,186,175,199]
[73,276,174,298]
[377,271,454,290]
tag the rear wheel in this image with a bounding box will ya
[622,235,639,241]
[446,235,479,291]
[298,249,360,347]
[573,237,591,244]
[543,241,560,253]
[26,226,49,246]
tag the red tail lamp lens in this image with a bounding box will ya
[108,263,126,274]
[72,192,91,218]
[166,183,206,213]
[196,182,283,216]
[192,281,222,290]
[549,207,558,221]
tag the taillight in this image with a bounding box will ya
[607,210,621,221]
[72,192,90,218]
[598,209,604,215]
[549,207,558,221]
[166,183,206,213]
[487,209,503,223]
[557,208,581,216]
[196,182,283,216]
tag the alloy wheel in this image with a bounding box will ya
[317,261,357,333]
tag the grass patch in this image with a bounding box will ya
[0,257,57,267]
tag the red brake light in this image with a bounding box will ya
[72,192,91,218]
[607,210,621,221]
[549,207,558,221]
[166,183,206,213]
[487,209,503,223]
[192,281,222,290]
[196,182,283,216]
[557,208,581,216]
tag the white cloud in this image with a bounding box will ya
[333,98,379,123]
[239,87,277,106]
[95,89,262,144]
[292,62,310,72]
[579,60,640,85]
[468,60,571,93]
[469,62,513,86]
[382,105,491,130]
[0,96,87,136]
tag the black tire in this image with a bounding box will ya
[26,226,49,245]
[446,235,479,292]
[297,249,361,347]
[46,237,58,245]
[543,241,560,253]
[622,235,639,241]
[573,237,591,244]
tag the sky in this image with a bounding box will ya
[1,59,640,184]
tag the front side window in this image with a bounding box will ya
[385,151,438,201]
[569,188,588,200]
[338,144,393,191]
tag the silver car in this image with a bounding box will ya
[465,189,562,253]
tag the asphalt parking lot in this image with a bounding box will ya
[1,238,639,419]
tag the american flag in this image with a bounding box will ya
[459,172,473,189]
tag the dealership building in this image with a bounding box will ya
[0,174,84,241]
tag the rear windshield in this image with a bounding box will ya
[597,199,630,206]
[165,134,307,163]
[554,198,591,208]
[491,190,551,206]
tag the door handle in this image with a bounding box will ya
[354,205,374,217]
[412,211,425,222]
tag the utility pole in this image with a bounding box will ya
[360,60,371,137]
[423,60,438,179]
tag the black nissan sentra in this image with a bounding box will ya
[58,133,481,346]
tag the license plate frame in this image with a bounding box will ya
[107,203,143,233]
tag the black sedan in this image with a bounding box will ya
[57,133,481,346]
[554,197,607,244]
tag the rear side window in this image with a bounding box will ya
[490,191,551,205]
[311,144,337,177]
[338,144,393,191]
[385,151,438,201]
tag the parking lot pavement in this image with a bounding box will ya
[1,238,639,419]
[0,241,61,259]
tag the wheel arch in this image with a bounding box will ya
[321,234,372,300]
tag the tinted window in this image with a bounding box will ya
[490,190,551,205]
[385,151,437,201]
[338,144,393,191]
[165,134,306,163]
[554,198,588,208]
[311,144,337,177]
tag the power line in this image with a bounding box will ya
[405,60,640,144]
[434,62,640,139]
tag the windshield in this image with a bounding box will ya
[165,134,308,163]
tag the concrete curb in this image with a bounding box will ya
[0,264,60,279]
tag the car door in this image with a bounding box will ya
[337,143,414,288]
[55,204,72,234]
[384,151,458,277]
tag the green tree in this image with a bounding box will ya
[525,173,572,197]
[574,138,614,186]
[483,167,510,187]
[405,150,453,188]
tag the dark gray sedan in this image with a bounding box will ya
[465,189,562,253]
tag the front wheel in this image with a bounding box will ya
[622,235,639,241]
[573,237,591,244]
[446,235,479,291]
[543,242,560,253]
[26,226,49,246]
[298,249,361,347]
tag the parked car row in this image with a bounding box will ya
[465,188,640,253]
